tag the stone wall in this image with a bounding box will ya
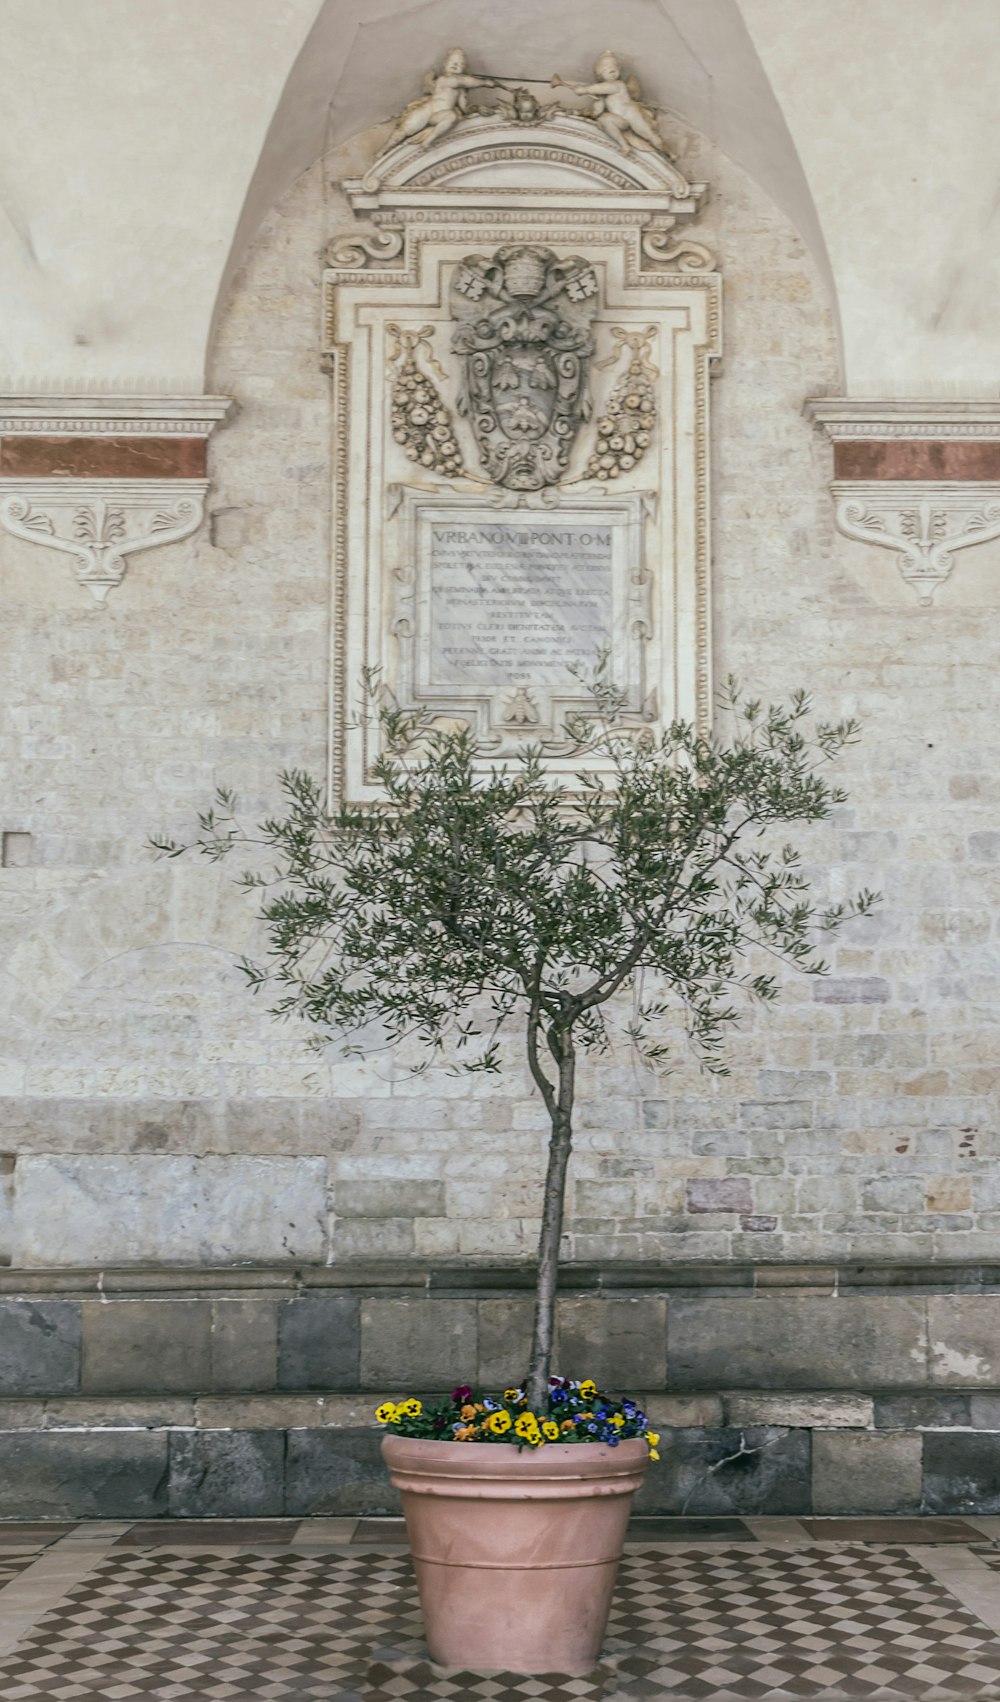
[3,118,1000,1271]
[0,1265,997,1518]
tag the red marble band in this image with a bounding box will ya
[0,436,207,478]
[834,440,1000,481]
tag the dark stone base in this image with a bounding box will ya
[0,1421,997,1519]
[0,1261,997,1518]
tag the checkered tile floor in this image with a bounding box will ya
[605,1544,1000,1699]
[0,1541,999,1700]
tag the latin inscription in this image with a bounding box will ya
[428,521,613,688]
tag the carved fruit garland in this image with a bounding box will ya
[388,324,464,477]
[587,327,657,482]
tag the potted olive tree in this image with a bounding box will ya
[155,676,874,1675]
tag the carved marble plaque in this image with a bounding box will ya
[323,69,721,802]
[427,516,613,690]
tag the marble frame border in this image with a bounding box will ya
[323,141,720,805]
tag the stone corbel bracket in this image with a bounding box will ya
[0,395,232,600]
[805,398,1000,604]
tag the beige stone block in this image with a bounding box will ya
[195,1395,324,1428]
[925,1176,972,1213]
[726,1394,873,1429]
[643,1393,723,1427]
[412,1217,460,1256]
[900,1069,951,1095]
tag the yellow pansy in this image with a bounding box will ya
[514,1412,540,1438]
[488,1410,512,1435]
[375,1402,397,1424]
[503,1388,524,1404]
[649,1448,661,1461]
[542,1421,561,1441]
[398,1398,422,1418]
[646,1431,660,1447]
[610,1414,625,1429]
[579,1379,597,1401]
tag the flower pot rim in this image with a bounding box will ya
[382,1431,649,1484]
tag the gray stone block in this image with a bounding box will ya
[812,977,890,1003]
[667,1296,927,1389]
[968,830,1000,862]
[0,1431,168,1517]
[928,1296,1000,1384]
[924,1431,1000,1514]
[874,1392,972,1429]
[813,1431,922,1513]
[359,1298,477,1389]
[635,1426,810,1516]
[557,1297,667,1390]
[0,1300,80,1395]
[285,1427,400,1516]
[740,1101,812,1130]
[970,1394,1000,1429]
[686,1178,752,1214]
[336,1181,445,1218]
[210,1298,278,1392]
[277,1294,360,1390]
[477,1297,534,1387]
[862,1176,925,1213]
[757,1070,832,1098]
[81,1300,211,1394]
[11,1155,327,1265]
[168,1430,284,1517]
[692,1130,749,1157]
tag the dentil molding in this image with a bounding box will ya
[0,394,232,599]
[0,396,233,437]
[804,398,1000,441]
[806,398,1000,603]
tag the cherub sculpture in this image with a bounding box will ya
[552,51,673,158]
[386,48,495,151]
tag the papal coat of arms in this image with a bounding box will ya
[450,245,599,491]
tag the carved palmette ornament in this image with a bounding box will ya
[587,326,658,482]
[387,324,464,477]
[450,245,599,491]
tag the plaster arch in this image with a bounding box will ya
[208,0,841,378]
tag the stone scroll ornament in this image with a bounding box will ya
[450,245,599,491]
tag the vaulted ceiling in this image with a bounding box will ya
[1,0,997,394]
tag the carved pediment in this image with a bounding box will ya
[347,115,704,214]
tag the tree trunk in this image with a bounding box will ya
[525,1033,575,1411]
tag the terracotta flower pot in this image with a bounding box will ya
[382,1433,649,1675]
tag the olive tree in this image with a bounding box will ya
[154,677,876,1410]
